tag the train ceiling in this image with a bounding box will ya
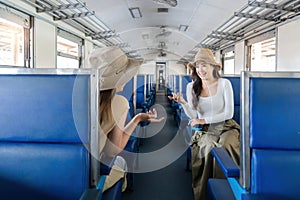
[21,0,300,64]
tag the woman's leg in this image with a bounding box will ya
[219,128,240,165]
[103,156,128,192]
[192,145,213,200]
[214,128,240,179]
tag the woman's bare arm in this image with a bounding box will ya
[105,109,164,156]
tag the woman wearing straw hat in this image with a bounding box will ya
[88,46,164,193]
[169,48,240,200]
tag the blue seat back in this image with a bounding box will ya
[118,78,134,118]
[181,75,191,100]
[241,72,300,198]
[136,75,145,108]
[175,75,180,93]
[0,69,98,200]
[225,76,240,124]
[0,74,89,143]
[250,78,300,149]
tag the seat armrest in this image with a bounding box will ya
[80,188,102,200]
[211,147,239,177]
[97,176,107,190]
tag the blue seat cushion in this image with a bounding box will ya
[0,143,89,200]
[207,179,235,200]
[242,193,297,200]
[251,149,300,198]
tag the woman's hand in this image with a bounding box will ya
[188,118,206,126]
[137,108,164,123]
[168,93,187,104]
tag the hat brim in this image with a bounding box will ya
[100,58,143,91]
[193,59,222,69]
[116,58,143,87]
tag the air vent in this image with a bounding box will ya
[157,8,168,13]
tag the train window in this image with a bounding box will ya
[246,31,276,72]
[0,3,31,67]
[222,47,235,75]
[57,29,83,68]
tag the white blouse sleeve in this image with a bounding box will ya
[181,82,198,119]
[205,79,234,123]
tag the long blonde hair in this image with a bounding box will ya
[99,89,116,125]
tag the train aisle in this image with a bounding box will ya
[122,88,194,200]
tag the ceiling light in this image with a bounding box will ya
[153,0,177,7]
[129,7,142,18]
[157,8,169,13]
[179,25,188,32]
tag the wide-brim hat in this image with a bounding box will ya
[88,47,143,91]
[192,48,222,69]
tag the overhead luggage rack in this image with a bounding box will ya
[182,0,300,63]
[20,0,140,58]
[201,0,300,49]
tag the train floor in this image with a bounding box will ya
[122,89,194,200]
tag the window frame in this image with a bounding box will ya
[56,29,83,69]
[221,46,235,75]
[0,3,32,68]
[245,30,277,72]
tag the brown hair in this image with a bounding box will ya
[99,89,116,125]
[191,64,221,109]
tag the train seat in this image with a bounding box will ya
[208,72,300,200]
[0,69,121,200]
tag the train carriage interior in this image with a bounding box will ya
[1,0,300,199]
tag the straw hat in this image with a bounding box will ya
[192,48,222,69]
[88,47,143,91]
